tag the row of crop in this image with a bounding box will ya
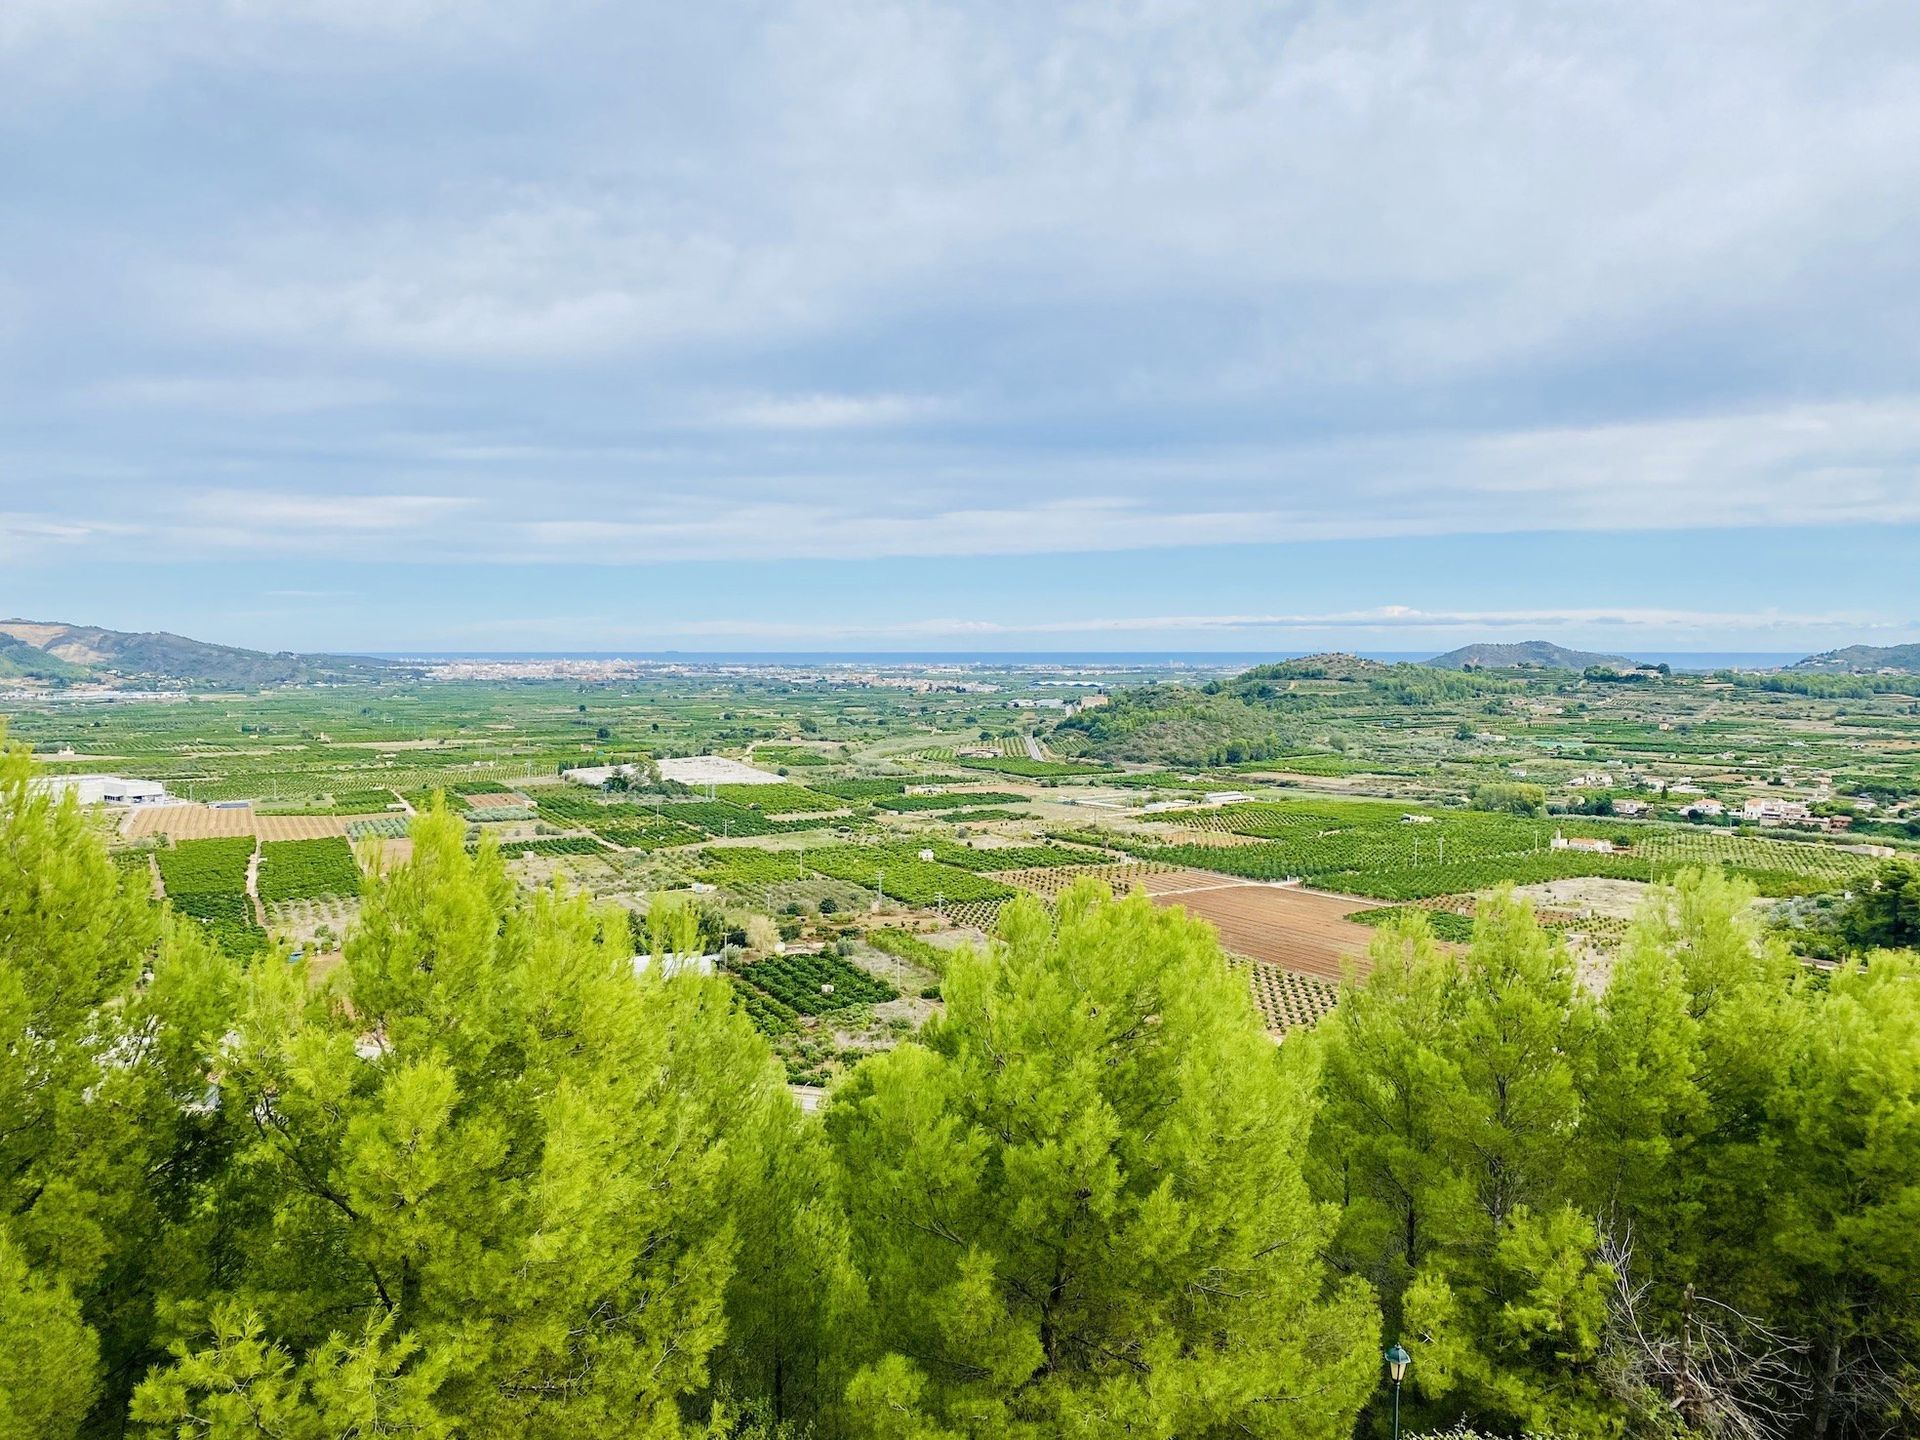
[347,816,410,840]
[1321,851,1656,900]
[596,817,706,850]
[694,849,809,890]
[157,837,254,898]
[498,837,608,858]
[863,928,955,974]
[735,952,898,1015]
[534,791,662,824]
[155,838,265,957]
[802,847,1015,905]
[874,790,1026,812]
[709,783,846,813]
[1631,830,1875,882]
[1132,837,1651,897]
[812,775,955,800]
[256,838,361,904]
[949,756,1108,778]
[934,842,1108,872]
[664,801,813,837]
[1348,906,1478,942]
[751,746,835,767]
[729,976,801,1037]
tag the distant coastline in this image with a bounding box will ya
[369,649,1807,672]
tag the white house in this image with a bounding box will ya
[1550,831,1617,854]
[1741,798,1812,825]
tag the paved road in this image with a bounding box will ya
[1024,733,1045,761]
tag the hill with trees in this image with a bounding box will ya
[1056,658,1518,765]
[0,617,415,688]
[1050,682,1290,765]
[1426,639,1639,670]
[0,632,92,681]
[1790,642,1920,673]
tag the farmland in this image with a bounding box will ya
[7,650,1917,1066]
[256,838,361,904]
[155,836,264,956]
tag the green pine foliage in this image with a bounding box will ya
[1308,873,1920,1440]
[825,885,1380,1438]
[1,732,1916,1440]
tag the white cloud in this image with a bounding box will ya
[3,0,1920,633]
[709,393,948,431]
[179,490,476,536]
[88,374,390,414]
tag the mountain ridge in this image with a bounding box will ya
[0,618,416,688]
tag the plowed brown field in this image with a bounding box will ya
[1147,876,1379,984]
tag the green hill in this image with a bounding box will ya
[1426,639,1638,671]
[1790,643,1920,674]
[0,634,92,681]
[1051,684,1287,766]
[0,618,415,688]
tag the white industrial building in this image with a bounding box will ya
[37,774,169,806]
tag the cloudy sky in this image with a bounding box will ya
[3,1,1919,654]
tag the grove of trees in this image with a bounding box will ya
[0,738,1914,1439]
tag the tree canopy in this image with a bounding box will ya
[0,734,1913,1440]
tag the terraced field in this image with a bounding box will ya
[1143,797,1880,899]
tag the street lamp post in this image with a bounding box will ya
[1384,1344,1411,1440]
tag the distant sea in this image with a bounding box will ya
[373,650,1805,673]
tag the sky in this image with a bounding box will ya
[2,1,1919,656]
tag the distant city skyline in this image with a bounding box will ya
[4,3,1919,652]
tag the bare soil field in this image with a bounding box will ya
[123,805,387,842]
[123,805,257,840]
[1509,877,1652,919]
[1148,878,1381,983]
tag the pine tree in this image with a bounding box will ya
[1313,892,1615,1438]
[827,882,1378,1439]
[0,738,242,1434]
[134,806,791,1438]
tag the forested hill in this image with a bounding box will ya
[1425,639,1638,670]
[1791,643,1920,673]
[1054,658,1514,766]
[0,632,93,681]
[0,618,414,688]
